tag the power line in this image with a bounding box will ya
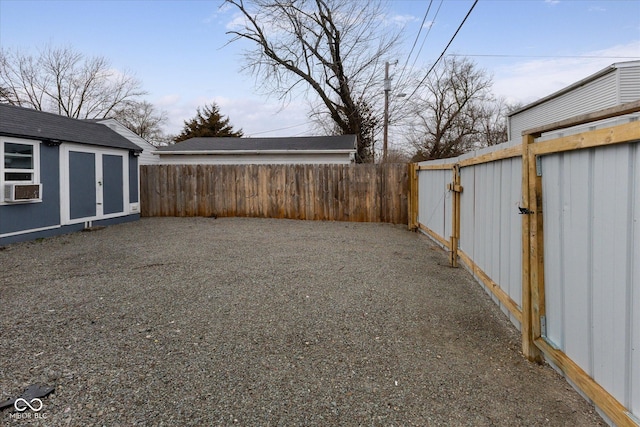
[393,0,434,93]
[401,0,479,106]
[407,0,444,81]
[447,53,640,59]
[247,121,310,136]
[394,1,446,94]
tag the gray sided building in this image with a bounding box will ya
[508,60,640,141]
[0,104,142,246]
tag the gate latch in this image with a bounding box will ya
[518,206,534,215]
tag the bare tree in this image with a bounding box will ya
[0,45,146,119]
[475,97,523,147]
[407,57,498,161]
[382,147,412,164]
[112,101,169,146]
[225,0,401,163]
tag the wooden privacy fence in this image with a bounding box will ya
[409,100,640,427]
[140,163,408,224]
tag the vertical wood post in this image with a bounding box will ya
[521,134,544,362]
[528,141,546,349]
[448,164,462,267]
[408,163,419,230]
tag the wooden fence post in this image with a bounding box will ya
[521,134,544,363]
[447,164,463,267]
[408,163,418,230]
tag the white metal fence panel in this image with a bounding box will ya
[417,165,451,243]
[541,141,640,419]
[459,148,523,325]
[632,142,640,417]
[417,142,524,326]
[459,160,475,256]
[412,112,639,423]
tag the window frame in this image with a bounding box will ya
[1,137,41,204]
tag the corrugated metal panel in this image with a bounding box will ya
[459,162,475,257]
[460,150,522,322]
[417,166,451,241]
[510,72,618,141]
[542,150,592,370]
[592,143,632,404]
[502,157,523,311]
[632,142,640,417]
[541,141,640,418]
[473,163,495,284]
[619,65,640,103]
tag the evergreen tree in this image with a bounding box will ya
[175,103,243,142]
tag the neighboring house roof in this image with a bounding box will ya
[94,118,159,164]
[155,135,357,154]
[0,104,142,152]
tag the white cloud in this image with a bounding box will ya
[155,93,313,138]
[492,40,640,106]
[225,13,248,31]
[203,2,235,24]
[386,14,419,27]
[157,94,181,107]
[213,96,311,136]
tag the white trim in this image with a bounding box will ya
[153,149,356,155]
[0,224,60,239]
[60,143,131,225]
[63,211,134,226]
[0,136,42,205]
[154,152,353,165]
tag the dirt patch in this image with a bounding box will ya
[0,217,604,426]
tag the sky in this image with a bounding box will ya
[1,0,639,147]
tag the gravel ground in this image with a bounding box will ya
[1,217,604,426]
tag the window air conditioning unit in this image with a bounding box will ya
[4,183,42,202]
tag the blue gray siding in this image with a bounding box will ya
[1,144,140,247]
[0,143,60,235]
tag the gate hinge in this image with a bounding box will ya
[536,156,542,177]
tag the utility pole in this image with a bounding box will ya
[383,60,398,163]
[383,61,391,163]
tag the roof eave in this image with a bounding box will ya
[508,63,619,118]
[153,149,356,155]
[0,131,142,152]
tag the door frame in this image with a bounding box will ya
[60,143,130,225]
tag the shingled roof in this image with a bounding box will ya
[155,135,357,153]
[0,104,141,152]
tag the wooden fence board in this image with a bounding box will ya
[140,163,408,224]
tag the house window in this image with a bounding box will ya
[2,140,39,183]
